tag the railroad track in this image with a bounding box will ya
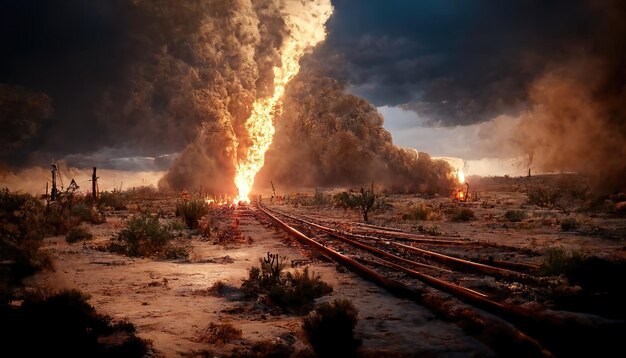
[280,209,543,272]
[252,203,626,358]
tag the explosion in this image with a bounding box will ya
[233,2,332,203]
[457,169,465,184]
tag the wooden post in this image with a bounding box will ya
[92,167,98,200]
[51,164,58,201]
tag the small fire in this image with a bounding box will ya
[205,195,234,206]
[233,3,332,203]
[457,169,465,184]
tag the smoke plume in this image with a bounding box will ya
[497,1,626,193]
[1,0,456,195]
[257,58,455,194]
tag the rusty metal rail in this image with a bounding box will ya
[255,204,626,358]
[269,206,539,284]
[255,204,552,357]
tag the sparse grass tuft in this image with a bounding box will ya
[98,191,127,210]
[505,210,527,222]
[303,299,361,357]
[417,225,442,236]
[449,207,475,221]
[541,247,584,276]
[66,226,93,243]
[198,323,242,345]
[560,217,580,231]
[402,204,431,221]
[308,189,332,206]
[527,185,561,207]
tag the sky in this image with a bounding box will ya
[1,0,624,184]
[310,0,604,175]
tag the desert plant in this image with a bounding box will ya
[333,191,356,211]
[333,184,385,222]
[560,217,580,231]
[175,197,209,229]
[540,247,584,276]
[303,299,361,357]
[98,190,127,210]
[449,207,475,221]
[70,203,95,222]
[66,226,93,243]
[198,323,242,345]
[402,204,441,221]
[541,248,626,298]
[268,267,333,309]
[241,253,332,311]
[115,215,173,257]
[527,185,561,207]
[241,252,288,295]
[417,225,442,236]
[309,188,332,206]
[1,289,150,357]
[0,189,55,303]
[260,252,287,287]
[505,210,527,222]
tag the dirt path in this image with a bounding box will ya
[38,207,494,357]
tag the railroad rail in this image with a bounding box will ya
[254,203,626,358]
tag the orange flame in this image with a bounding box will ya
[234,2,332,203]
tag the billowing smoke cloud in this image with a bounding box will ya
[257,57,455,194]
[1,0,455,195]
[476,1,626,193]
[159,0,334,195]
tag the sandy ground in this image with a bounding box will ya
[37,206,494,357]
[281,189,626,261]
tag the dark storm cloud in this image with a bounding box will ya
[0,0,209,167]
[319,0,600,126]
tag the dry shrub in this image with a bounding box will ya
[448,207,475,221]
[333,185,387,222]
[417,225,442,236]
[198,323,242,345]
[1,189,53,303]
[504,210,527,222]
[560,217,580,231]
[247,339,294,358]
[1,289,150,357]
[241,253,332,312]
[268,268,333,310]
[66,226,93,243]
[114,215,173,257]
[527,185,562,207]
[307,189,332,206]
[402,204,442,221]
[303,299,361,357]
[541,247,585,277]
[98,190,127,210]
[175,196,209,229]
